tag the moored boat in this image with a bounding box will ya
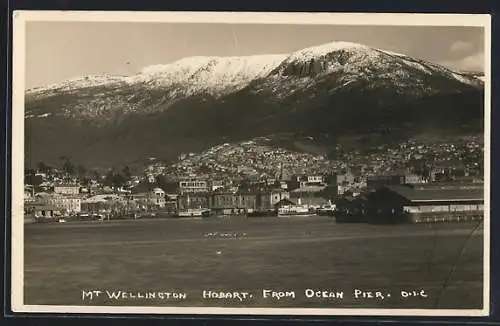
[246,210,278,218]
[177,208,211,218]
[277,205,312,216]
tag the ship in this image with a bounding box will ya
[246,209,278,218]
[316,201,336,216]
[277,204,313,216]
[177,208,211,218]
[176,193,211,218]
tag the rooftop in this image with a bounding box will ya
[385,185,484,202]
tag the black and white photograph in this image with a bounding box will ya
[11,11,490,316]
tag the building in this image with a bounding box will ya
[54,183,80,195]
[336,171,356,185]
[81,194,128,214]
[179,179,210,193]
[32,204,59,219]
[210,180,225,192]
[24,185,35,201]
[379,185,484,223]
[290,196,328,210]
[290,175,326,190]
[210,191,239,215]
[37,194,82,215]
[366,174,405,189]
[307,175,325,184]
[335,195,369,223]
[130,184,166,211]
[165,194,178,213]
[257,189,290,211]
[237,192,258,211]
[291,185,327,196]
[151,188,166,208]
[177,193,210,210]
[336,185,484,224]
[404,172,427,185]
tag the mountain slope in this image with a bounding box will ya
[24,41,484,168]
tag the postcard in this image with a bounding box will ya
[11,11,491,316]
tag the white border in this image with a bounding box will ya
[11,11,492,317]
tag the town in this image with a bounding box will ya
[24,135,485,224]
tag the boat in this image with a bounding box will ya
[246,210,278,218]
[177,208,211,218]
[316,201,336,216]
[277,205,312,216]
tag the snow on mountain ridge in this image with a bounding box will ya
[26,41,480,98]
[27,74,128,95]
[132,54,287,95]
[286,41,370,62]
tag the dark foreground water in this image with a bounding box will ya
[24,216,484,309]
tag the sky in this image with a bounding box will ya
[25,22,485,89]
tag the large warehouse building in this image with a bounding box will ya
[335,184,484,224]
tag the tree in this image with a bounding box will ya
[25,174,43,186]
[122,165,132,181]
[37,161,48,173]
[104,170,126,189]
[155,175,177,193]
[104,170,115,187]
[77,164,87,178]
[113,173,126,188]
[63,161,75,175]
[91,170,101,181]
[59,155,75,176]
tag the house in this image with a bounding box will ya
[24,185,35,201]
[54,183,80,195]
[179,179,210,193]
[210,180,225,192]
[289,175,326,190]
[307,175,325,184]
[404,172,427,185]
[151,188,166,208]
[38,181,53,192]
[35,172,47,180]
[130,184,166,210]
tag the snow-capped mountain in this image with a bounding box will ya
[261,41,480,99]
[131,54,286,95]
[26,54,287,100]
[24,41,484,168]
[27,74,130,95]
[26,41,480,112]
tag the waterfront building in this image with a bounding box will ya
[335,184,484,224]
[177,193,210,210]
